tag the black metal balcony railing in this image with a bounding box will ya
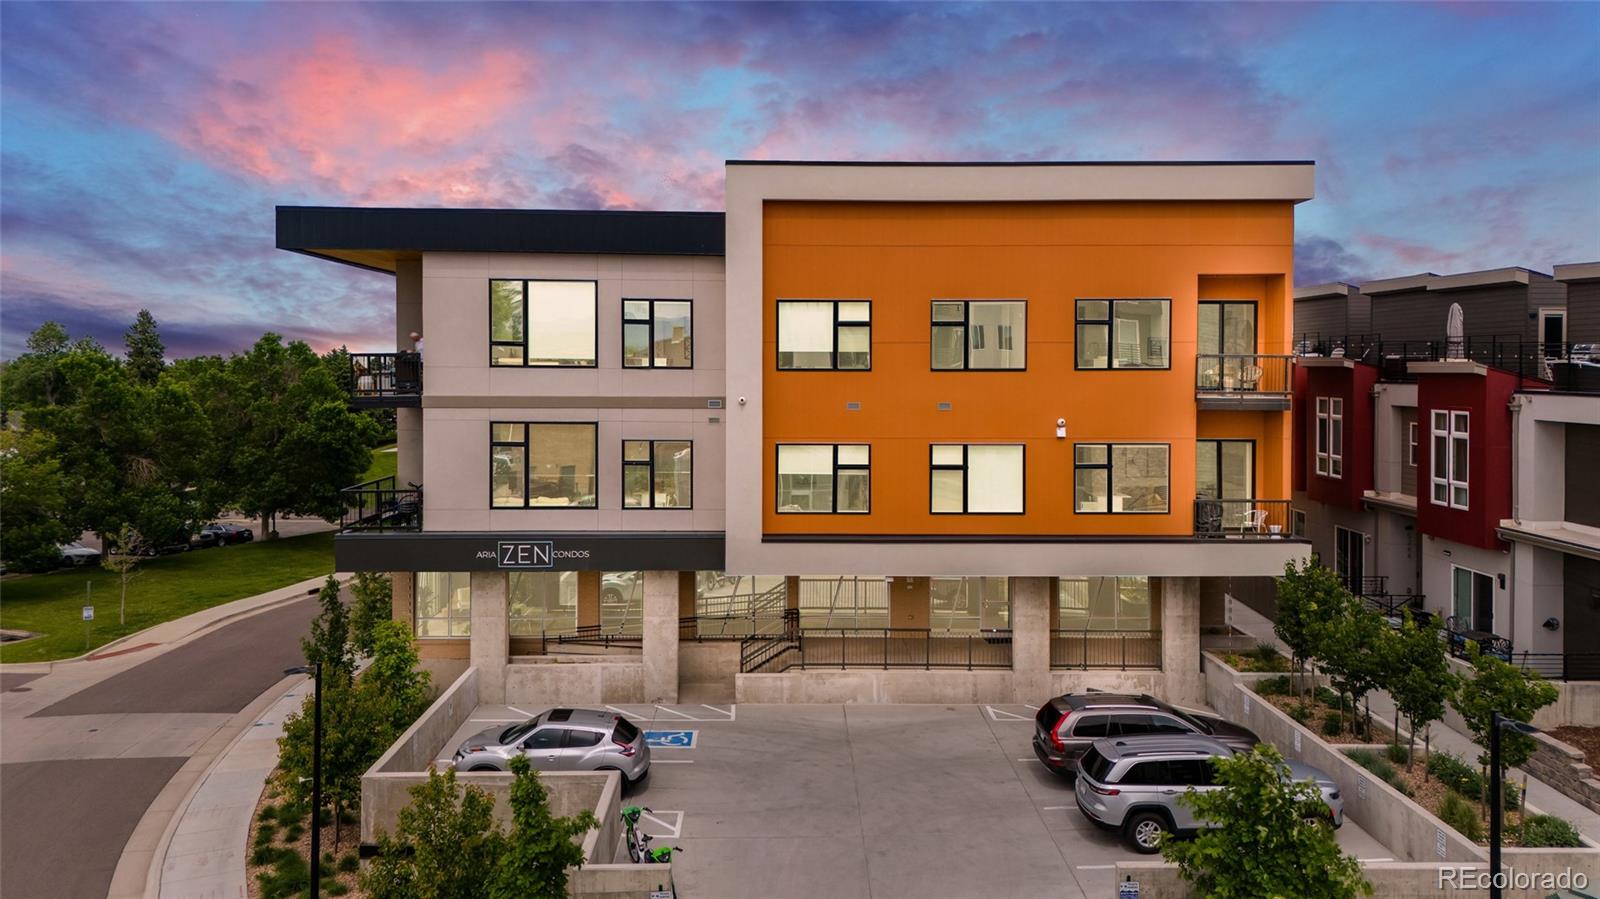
[1050,629,1162,669]
[1295,335,1600,392]
[1193,498,1293,538]
[1195,354,1295,396]
[349,352,422,404]
[1506,652,1600,682]
[339,476,422,532]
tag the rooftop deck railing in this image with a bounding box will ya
[338,476,422,532]
[349,352,422,404]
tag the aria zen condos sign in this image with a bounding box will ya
[490,541,594,569]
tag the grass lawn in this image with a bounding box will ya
[0,531,335,663]
[361,443,397,484]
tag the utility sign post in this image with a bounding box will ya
[82,588,94,650]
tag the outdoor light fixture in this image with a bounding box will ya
[285,663,324,899]
[1489,710,1541,899]
[1543,617,1560,631]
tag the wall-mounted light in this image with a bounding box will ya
[1056,418,1067,439]
[1543,617,1560,631]
[1498,573,1506,590]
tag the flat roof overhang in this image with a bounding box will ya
[334,531,726,572]
[276,206,726,274]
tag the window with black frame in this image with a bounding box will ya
[622,439,692,509]
[622,299,692,368]
[776,444,870,512]
[489,422,597,508]
[931,300,1026,369]
[776,300,871,370]
[930,444,1024,513]
[1075,299,1170,370]
[490,280,598,367]
[1074,443,1169,513]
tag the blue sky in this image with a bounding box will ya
[2,2,1596,358]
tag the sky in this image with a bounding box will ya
[1,2,1596,359]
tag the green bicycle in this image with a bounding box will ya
[622,805,652,863]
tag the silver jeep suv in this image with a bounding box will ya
[1073,735,1343,853]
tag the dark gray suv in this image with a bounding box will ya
[1032,692,1259,776]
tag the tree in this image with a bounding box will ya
[124,310,166,385]
[1312,593,1393,736]
[0,321,73,413]
[1274,557,1347,698]
[1385,614,1451,768]
[364,619,431,730]
[361,766,507,899]
[1449,643,1560,773]
[488,754,599,899]
[301,576,353,682]
[0,429,77,571]
[349,571,394,655]
[1161,746,1372,899]
[101,524,145,626]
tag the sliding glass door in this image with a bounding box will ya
[1198,302,1258,389]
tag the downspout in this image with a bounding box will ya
[1506,393,1527,651]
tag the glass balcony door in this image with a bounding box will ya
[1196,440,1254,500]
[1198,301,1258,389]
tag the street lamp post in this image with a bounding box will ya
[1488,708,1540,899]
[286,663,323,899]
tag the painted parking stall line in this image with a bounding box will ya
[638,810,683,838]
[643,729,698,749]
[986,705,1033,722]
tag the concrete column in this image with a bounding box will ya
[887,577,930,629]
[643,570,680,703]
[1010,577,1052,703]
[577,572,601,628]
[395,258,423,488]
[469,571,508,703]
[1160,577,1203,707]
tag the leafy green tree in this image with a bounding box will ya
[364,619,431,730]
[0,429,77,571]
[488,754,600,899]
[301,576,353,682]
[1313,592,1393,735]
[349,571,394,655]
[0,321,73,413]
[1385,614,1451,768]
[1274,557,1347,697]
[361,766,507,899]
[1161,745,1372,899]
[101,524,145,626]
[124,309,166,385]
[1449,643,1560,772]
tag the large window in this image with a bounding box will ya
[1075,299,1170,369]
[508,571,577,636]
[930,577,1010,632]
[796,576,888,628]
[416,571,471,637]
[1334,526,1365,593]
[930,444,1024,514]
[931,301,1026,370]
[490,280,597,367]
[1315,397,1344,478]
[491,422,597,508]
[623,299,692,368]
[777,300,870,370]
[623,440,692,509]
[1058,577,1152,631]
[1196,440,1254,500]
[1074,443,1169,513]
[601,571,643,635]
[1431,410,1469,510]
[1451,566,1494,633]
[695,572,789,636]
[776,444,870,513]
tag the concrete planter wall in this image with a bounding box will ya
[733,667,1164,704]
[1524,731,1600,816]
[1115,857,1599,899]
[504,658,646,705]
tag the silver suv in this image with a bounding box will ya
[1073,735,1343,853]
[453,708,650,783]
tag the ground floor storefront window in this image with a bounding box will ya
[600,571,643,634]
[1057,576,1153,630]
[508,571,577,636]
[797,576,888,629]
[930,577,1009,631]
[415,571,471,637]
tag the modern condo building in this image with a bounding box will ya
[278,161,1316,707]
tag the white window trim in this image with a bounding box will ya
[1407,421,1418,467]
[1430,409,1469,510]
[1290,508,1307,538]
[1315,396,1343,479]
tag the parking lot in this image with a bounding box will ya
[441,702,1394,899]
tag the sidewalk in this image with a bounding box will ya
[156,676,305,898]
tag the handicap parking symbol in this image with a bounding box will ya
[643,729,697,749]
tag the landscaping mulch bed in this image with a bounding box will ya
[1345,746,1546,847]
[1257,691,1387,745]
[1550,726,1600,773]
[246,781,365,899]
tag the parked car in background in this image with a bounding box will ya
[195,522,254,548]
[1074,735,1343,853]
[56,542,102,567]
[453,707,650,783]
[1034,692,1259,776]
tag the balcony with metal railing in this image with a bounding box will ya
[1049,629,1161,669]
[1294,335,1600,392]
[1195,354,1295,410]
[1192,498,1294,539]
[338,476,422,532]
[349,352,422,407]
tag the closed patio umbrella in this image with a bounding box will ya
[1446,302,1464,359]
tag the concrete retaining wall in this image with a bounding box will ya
[1525,731,1600,815]
[1202,652,1482,863]
[370,667,479,775]
[1115,858,1600,899]
[734,667,1163,704]
[505,658,646,705]
[681,641,739,689]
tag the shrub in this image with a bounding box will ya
[253,821,278,846]
[1520,814,1581,848]
[1322,713,1346,738]
[1255,675,1292,696]
[1427,752,1484,799]
[1289,703,1314,724]
[1385,743,1410,766]
[282,822,305,843]
[250,844,285,867]
[1437,792,1484,842]
[326,881,351,897]
[1503,782,1521,812]
[338,853,359,873]
[256,850,310,899]
[1314,686,1341,708]
[1344,749,1380,767]
[258,803,279,823]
